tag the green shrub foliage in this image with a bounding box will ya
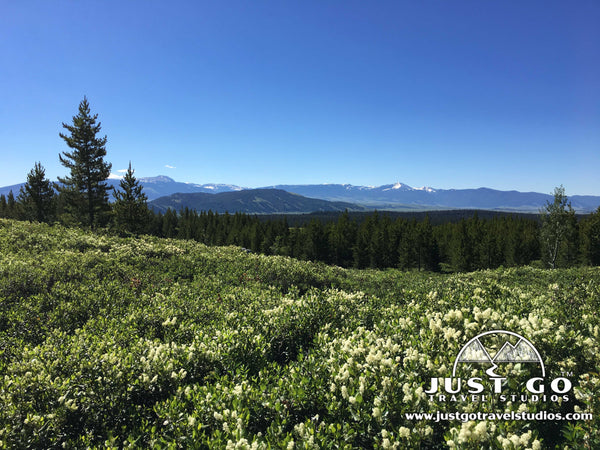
[0,219,599,448]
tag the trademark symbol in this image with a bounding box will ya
[561,371,574,377]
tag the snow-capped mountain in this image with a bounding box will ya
[381,182,416,192]
[0,176,245,202]
[2,176,599,212]
[259,183,599,212]
[137,176,244,199]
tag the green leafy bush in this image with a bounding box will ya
[0,219,599,448]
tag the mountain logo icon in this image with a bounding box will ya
[452,330,545,378]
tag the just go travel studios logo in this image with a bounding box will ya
[424,330,573,404]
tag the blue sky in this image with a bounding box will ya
[1,1,599,194]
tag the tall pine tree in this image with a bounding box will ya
[417,215,440,271]
[58,97,112,229]
[0,194,6,218]
[18,162,55,222]
[6,191,18,219]
[581,206,600,266]
[450,219,475,272]
[113,162,150,234]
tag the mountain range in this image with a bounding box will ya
[1,176,599,213]
[263,183,600,212]
[0,176,241,203]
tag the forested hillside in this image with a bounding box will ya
[148,189,364,214]
[141,207,600,272]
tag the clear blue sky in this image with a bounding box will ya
[1,1,599,194]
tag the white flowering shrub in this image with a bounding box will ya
[0,219,599,448]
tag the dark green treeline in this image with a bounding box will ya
[141,207,600,272]
[2,193,600,271]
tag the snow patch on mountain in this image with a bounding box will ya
[382,182,413,191]
[140,175,176,183]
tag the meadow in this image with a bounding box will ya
[0,219,598,448]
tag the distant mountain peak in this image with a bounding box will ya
[382,182,412,191]
[141,175,175,183]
